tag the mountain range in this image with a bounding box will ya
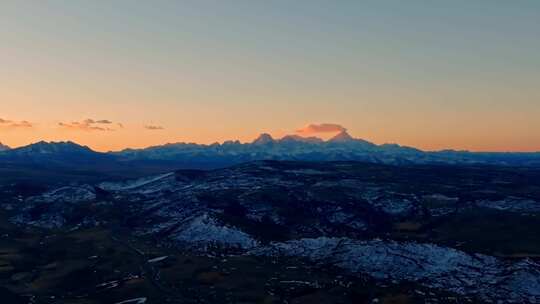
[1,131,540,181]
[113,130,540,167]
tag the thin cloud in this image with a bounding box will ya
[296,123,346,135]
[10,121,33,128]
[58,118,120,132]
[144,125,164,130]
[84,119,113,124]
[0,118,33,129]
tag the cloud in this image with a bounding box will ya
[0,118,33,129]
[296,123,347,135]
[83,119,113,124]
[58,118,120,132]
[10,121,33,128]
[144,125,164,130]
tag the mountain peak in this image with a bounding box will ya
[222,140,241,146]
[252,133,275,145]
[16,141,94,154]
[328,130,354,142]
[0,142,10,151]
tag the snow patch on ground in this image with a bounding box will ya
[251,237,540,302]
[99,173,174,192]
[147,256,168,263]
[171,213,259,250]
[29,186,96,204]
[477,197,540,214]
[114,298,147,304]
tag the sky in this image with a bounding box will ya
[1,1,539,152]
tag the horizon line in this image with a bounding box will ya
[2,136,539,154]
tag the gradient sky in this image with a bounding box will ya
[1,1,539,152]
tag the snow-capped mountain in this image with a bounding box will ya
[9,141,94,155]
[112,133,540,166]
[251,133,275,145]
[2,135,540,172]
[0,141,128,183]
[328,130,355,142]
[113,132,419,164]
[0,141,110,163]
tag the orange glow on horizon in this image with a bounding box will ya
[1,122,539,153]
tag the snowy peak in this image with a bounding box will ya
[252,133,275,145]
[326,131,377,149]
[0,141,112,165]
[15,141,94,154]
[328,130,354,142]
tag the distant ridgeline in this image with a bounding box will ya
[0,132,539,183]
[113,132,540,167]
